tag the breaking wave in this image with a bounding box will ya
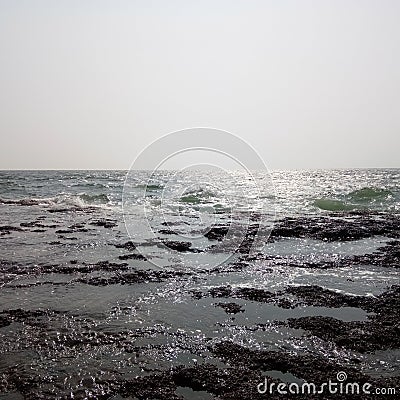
[77,193,110,205]
[180,188,215,204]
[347,187,393,202]
[135,184,164,191]
[313,199,355,212]
[314,187,394,211]
[0,193,111,208]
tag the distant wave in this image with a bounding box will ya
[70,182,108,189]
[313,199,355,211]
[135,184,164,191]
[347,187,392,202]
[314,187,394,211]
[77,193,110,205]
[0,193,111,208]
[180,188,215,204]
[0,197,43,206]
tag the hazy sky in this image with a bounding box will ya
[0,0,399,170]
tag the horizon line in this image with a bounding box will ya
[0,167,399,172]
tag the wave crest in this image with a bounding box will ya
[347,187,392,202]
[313,199,355,211]
[180,188,214,204]
[0,193,111,209]
[314,187,394,211]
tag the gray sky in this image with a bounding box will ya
[0,0,399,170]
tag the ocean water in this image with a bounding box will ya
[0,169,399,398]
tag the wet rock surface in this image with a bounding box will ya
[350,240,400,268]
[78,268,189,286]
[89,218,118,229]
[114,241,137,250]
[204,225,229,240]
[1,209,400,398]
[214,302,245,314]
[270,212,400,242]
[287,285,400,352]
[118,253,147,261]
[160,240,202,253]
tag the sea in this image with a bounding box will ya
[0,169,399,399]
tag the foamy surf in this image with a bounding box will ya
[0,193,113,210]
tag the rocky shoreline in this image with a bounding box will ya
[0,210,399,398]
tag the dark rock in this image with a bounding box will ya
[114,241,136,250]
[79,269,190,286]
[211,341,368,387]
[158,229,176,235]
[215,302,245,314]
[0,309,59,327]
[123,372,180,400]
[89,219,118,229]
[161,221,186,226]
[235,287,275,302]
[270,213,400,242]
[0,225,23,232]
[350,240,400,268]
[161,240,201,253]
[288,315,400,353]
[209,285,233,298]
[0,315,10,328]
[20,221,39,228]
[118,253,147,261]
[286,285,374,309]
[287,285,400,352]
[208,285,275,303]
[204,225,229,240]
[57,235,78,240]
